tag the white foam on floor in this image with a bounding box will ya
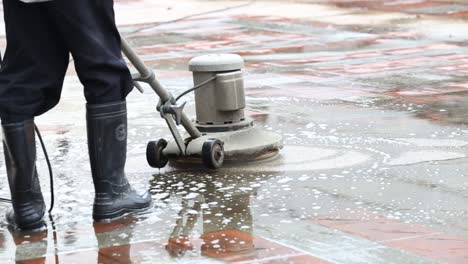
[386,150,466,166]
[252,146,371,172]
[395,138,468,147]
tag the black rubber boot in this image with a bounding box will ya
[2,120,45,230]
[87,101,152,221]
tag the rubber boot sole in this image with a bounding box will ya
[93,202,153,222]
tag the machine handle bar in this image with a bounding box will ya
[120,35,202,139]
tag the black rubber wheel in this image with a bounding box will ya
[202,139,225,169]
[147,138,169,169]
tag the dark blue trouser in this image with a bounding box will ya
[0,0,133,124]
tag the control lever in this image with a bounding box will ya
[161,101,187,126]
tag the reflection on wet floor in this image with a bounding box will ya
[1,165,466,263]
[0,0,467,263]
[6,171,342,263]
[157,173,256,260]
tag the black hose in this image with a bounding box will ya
[0,126,55,215]
[0,198,11,204]
[34,125,55,214]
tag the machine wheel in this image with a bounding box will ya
[202,139,225,169]
[147,139,169,169]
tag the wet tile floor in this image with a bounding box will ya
[0,0,467,263]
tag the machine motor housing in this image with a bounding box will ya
[189,54,252,132]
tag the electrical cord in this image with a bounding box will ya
[0,126,55,215]
[175,76,217,102]
[0,198,11,204]
[128,0,257,35]
[34,125,55,214]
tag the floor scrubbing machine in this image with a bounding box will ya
[121,36,283,169]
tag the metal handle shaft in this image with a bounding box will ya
[120,35,202,139]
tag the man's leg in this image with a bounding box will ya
[45,0,152,221]
[0,0,69,230]
[0,1,70,123]
[45,0,133,104]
